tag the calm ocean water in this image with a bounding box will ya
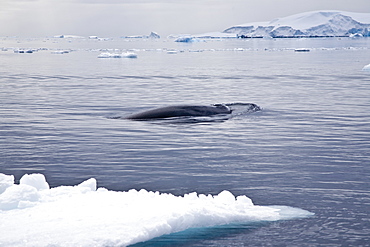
[1,37,370,246]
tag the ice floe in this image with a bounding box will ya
[294,48,311,52]
[0,173,314,247]
[174,36,201,43]
[98,52,138,58]
[362,64,370,71]
[51,50,70,54]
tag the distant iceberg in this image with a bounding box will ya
[362,64,370,71]
[148,31,160,39]
[349,33,364,39]
[98,52,120,58]
[98,52,137,58]
[51,50,70,54]
[223,10,370,38]
[194,31,237,39]
[174,36,202,43]
[123,31,160,39]
[167,49,178,54]
[14,49,34,53]
[0,173,314,247]
[175,36,195,42]
[294,48,311,52]
[53,34,85,39]
[122,52,138,58]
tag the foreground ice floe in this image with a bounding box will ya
[0,173,313,247]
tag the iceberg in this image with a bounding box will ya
[362,64,370,71]
[122,52,138,58]
[97,52,137,58]
[223,10,370,38]
[350,33,364,39]
[167,49,178,54]
[174,36,201,43]
[194,31,237,39]
[0,173,314,247]
[148,31,160,39]
[98,52,120,58]
[14,49,35,53]
[53,35,85,39]
[294,48,311,52]
[123,31,160,39]
[51,50,70,54]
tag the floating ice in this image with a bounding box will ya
[167,49,178,54]
[294,48,311,52]
[122,31,160,39]
[148,31,160,39]
[0,174,14,194]
[174,36,201,43]
[20,173,50,190]
[362,64,370,71]
[98,52,137,58]
[51,50,70,54]
[350,33,364,39]
[14,49,34,53]
[194,31,237,39]
[98,52,116,58]
[122,52,138,58]
[0,173,313,246]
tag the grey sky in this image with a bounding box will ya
[1,0,370,37]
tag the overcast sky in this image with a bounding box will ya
[1,0,370,37]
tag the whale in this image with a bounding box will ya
[124,104,233,120]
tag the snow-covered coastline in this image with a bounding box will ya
[222,10,370,38]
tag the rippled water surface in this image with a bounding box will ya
[1,37,370,246]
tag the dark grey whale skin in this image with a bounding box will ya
[124,104,232,120]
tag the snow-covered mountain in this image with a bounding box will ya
[223,10,370,38]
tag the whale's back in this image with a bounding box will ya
[125,105,232,120]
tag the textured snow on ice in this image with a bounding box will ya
[0,174,14,194]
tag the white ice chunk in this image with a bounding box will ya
[97,52,112,58]
[0,173,14,194]
[98,52,137,58]
[20,173,50,191]
[77,178,97,191]
[350,33,363,39]
[362,64,370,71]
[167,49,178,54]
[51,50,70,54]
[214,190,236,204]
[0,184,40,210]
[236,195,254,206]
[122,52,138,58]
